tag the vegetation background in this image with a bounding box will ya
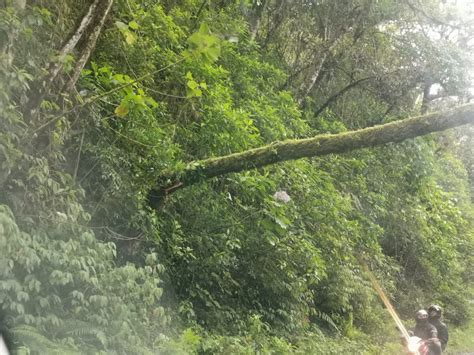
[0,0,473,353]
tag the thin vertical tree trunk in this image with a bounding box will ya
[420,79,433,114]
[23,0,102,121]
[249,0,267,41]
[296,39,340,105]
[296,51,329,105]
[64,0,114,93]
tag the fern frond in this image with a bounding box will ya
[11,325,79,354]
[314,310,340,333]
[62,319,100,336]
[61,319,108,348]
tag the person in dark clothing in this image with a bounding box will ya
[414,309,442,355]
[414,309,437,339]
[428,304,449,351]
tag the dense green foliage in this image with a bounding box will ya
[0,0,473,353]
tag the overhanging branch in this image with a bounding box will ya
[314,76,374,117]
[148,103,474,207]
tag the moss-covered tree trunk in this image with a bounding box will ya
[149,103,474,207]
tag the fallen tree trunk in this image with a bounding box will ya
[148,103,474,207]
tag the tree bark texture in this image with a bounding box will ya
[421,77,433,114]
[249,0,267,41]
[24,0,105,120]
[296,39,340,105]
[296,51,329,105]
[149,103,474,206]
[64,0,114,93]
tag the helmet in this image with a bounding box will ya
[415,309,428,322]
[428,304,442,319]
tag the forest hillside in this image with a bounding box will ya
[0,0,473,353]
